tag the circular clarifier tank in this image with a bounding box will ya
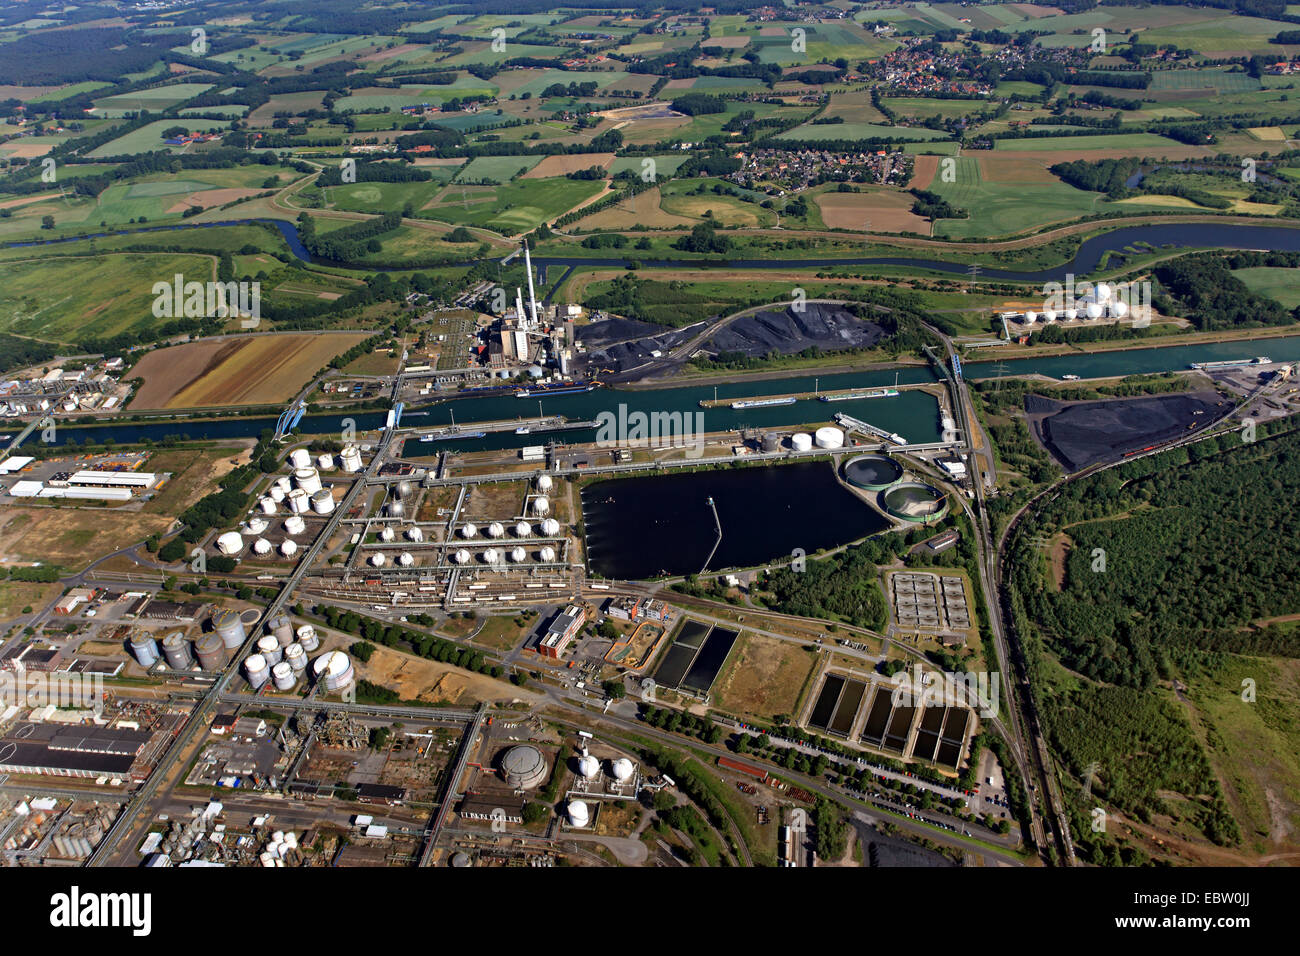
[843,453,904,491]
[881,481,948,523]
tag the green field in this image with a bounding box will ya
[91,83,214,117]
[87,120,229,158]
[994,133,1186,152]
[777,121,948,143]
[423,177,603,234]
[1232,266,1300,308]
[454,154,545,184]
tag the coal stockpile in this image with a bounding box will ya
[703,303,886,357]
[1027,390,1227,472]
[579,325,697,375]
[575,316,671,347]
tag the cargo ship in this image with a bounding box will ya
[1190,356,1270,371]
[730,396,797,410]
[819,388,900,403]
[515,381,598,398]
[421,431,486,442]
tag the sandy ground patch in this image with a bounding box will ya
[0,141,55,158]
[976,154,1062,184]
[165,187,260,214]
[702,36,750,48]
[815,188,931,234]
[523,152,615,178]
[712,633,817,719]
[358,644,540,707]
[571,185,694,230]
[0,193,61,210]
[910,154,939,190]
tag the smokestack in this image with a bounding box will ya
[515,288,526,326]
[524,241,538,329]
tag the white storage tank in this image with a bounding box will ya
[791,432,813,452]
[273,476,292,495]
[246,517,268,535]
[294,467,321,495]
[539,546,556,563]
[1064,307,1078,321]
[258,496,277,514]
[514,521,531,538]
[253,538,272,556]
[532,496,550,516]
[536,474,553,493]
[406,526,423,542]
[1023,310,1037,325]
[461,523,478,540]
[316,453,335,471]
[540,518,560,537]
[216,531,243,555]
[370,552,386,567]
[1042,309,1057,323]
[380,526,395,542]
[129,629,159,667]
[257,635,282,665]
[310,489,335,515]
[284,514,306,536]
[1085,301,1104,320]
[487,521,504,539]
[284,643,307,673]
[244,653,271,689]
[483,548,501,566]
[814,426,844,450]
[578,753,599,779]
[280,539,298,558]
[386,498,405,518]
[454,548,471,565]
[340,445,362,473]
[269,485,286,503]
[272,661,296,691]
[286,489,310,514]
[1110,299,1129,318]
[611,757,635,782]
[510,546,527,563]
[398,552,415,567]
[566,800,590,829]
[288,449,312,470]
[296,625,319,652]
[312,651,354,692]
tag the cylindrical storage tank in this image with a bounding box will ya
[269,485,286,504]
[212,609,246,649]
[514,521,531,538]
[487,521,504,539]
[129,629,159,667]
[461,523,478,539]
[340,446,362,473]
[257,635,282,665]
[253,537,272,556]
[280,539,298,558]
[259,496,277,514]
[284,514,306,536]
[814,426,844,450]
[316,453,334,471]
[194,633,226,671]
[380,526,395,542]
[244,653,270,689]
[791,432,813,452]
[294,467,321,495]
[398,552,414,567]
[312,651,354,692]
[271,662,296,691]
[273,476,292,495]
[310,489,335,515]
[611,757,635,782]
[268,614,293,647]
[567,800,590,829]
[370,552,386,567]
[162,631,192,670]
[536,474,553,493]
[296,625,319,652]
[407,526,423,542]
[216,531,243,555]
[532,496,550,516]
[539,546,556,563]
[286,489,310,515]
[386,498,405,518]
[843,453,904,491]
[454,548,471,565]
[245,517,268,535]
[510,546,527,563]
[288,448,311,470]
[761,432,781,453]
[483,548,501,566]
[541,518,560,537]
[284,643,307,673]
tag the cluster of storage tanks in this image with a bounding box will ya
[242,617,350,694]
[565,752,638,828]
[786,426,844,452]
[128,608,251,672]
[1018,284,1130,325]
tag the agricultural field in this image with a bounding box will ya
[421,177,604,233]
[127,332,368,409]
[1232,266,1300,308]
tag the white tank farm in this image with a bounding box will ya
[257,635,282,665]
[406,526,424,542]
[487,521,504,539]
[814,426,845,450]
[216,531,244,555]
[245,517,268,535]
[791,432,813,452]
[461,522,478,539]
[286,489,310,514]
[578,753,599,779]
[162,631,192,670]
[611,757,635,782]
[288,448,312,470]
[312,651,354,692]
[514,521,531,538]
[540,518,560,537]
[296,625,320,652]
[258,496,277,514]
[370,552,386,567]
[532,496,550,516]
[253,538,272,556]
[284,643,307,673]
[273,476,292,495]
[271,661,296,691]
[310,489,335,515]
[294,467,322,495]
[483,548,501,565]
[510,547,527,563]
[316,453,334,471]
[380,526,396,542]
[398,552,415,567]
[280,539,298,557]
[566,800,590,829]
[244,653,271,689]
[129,629,159,667]
[454,548,471,565]
[284,514,306,536]
[340,445,362,473]
[536,474,553,493]
[539,546,557,563]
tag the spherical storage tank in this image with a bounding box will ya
[310,489,335,515]
[461,522,478,540]
[487,521,504,539]
[406,526,423,542]
[577,753,600,779]
[514,521,531,538]
[312,651,354,692]
[162,630,193,670]
[212,608,246,649]
[532,496,550,516]
[398,552,415,567]
[216,531,244,556]
[881,481,949,524]
[483,548,501,566]
[611,758,635,783]
[284,514,306,536]
[280,539,298,558]
[288,448,311,470]
[843,453,903,491]
[340,445,363,473]
[194,633,226,671]
[253,538,272,556]
[1085,301,1104,320]
[454,549,471,565]
[395,479,413,500]
[540,518,560,537]
[386,497,405,518]
[244,653,271,689]
[286,489,310,515]
[129,628,159,667]
[536,474,553,493]
[1043,309,1057,323]
[370,552,386,567]
[500,744,548,789]
[380,526,395,542]
[539,546,556,563]
[272,662,296,691]
[1064,308,1078,321]
[1023,310,1037,325]
[791,432,813,452]
[294,467,321,495]
[510,547,527,563]
[814,426,844,450]
[566,800,590,829]
[296,625,319,652]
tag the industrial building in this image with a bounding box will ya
[0,723,152,780]
[499,744,549,790]
[538,604,586,659]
